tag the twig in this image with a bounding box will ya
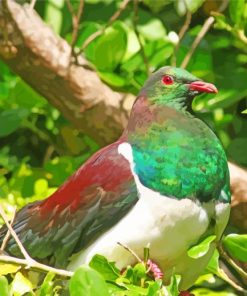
[29,0,36,10]
[172,11,192,66]
[133,0,150,75]
[1,207,16,251]
[180,0,229,69]
[217,268,247,293]
[0,206,73,277]
[0,205,32,262]
[218,244,247,280]
[180,16,214,69]
[0,255,73,277]
[80,0,130,52]
[66,0,84,61]
[117,242,142,263]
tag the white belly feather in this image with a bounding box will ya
[68,143,230,289]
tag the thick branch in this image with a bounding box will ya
[0,0,130,146]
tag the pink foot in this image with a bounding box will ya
[179,291,194,296]
[146,259,164,279]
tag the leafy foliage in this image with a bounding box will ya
[0,0,247,295]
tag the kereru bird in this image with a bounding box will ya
[0,66,231,291]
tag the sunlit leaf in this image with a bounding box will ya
[229,0,245,27]
[69,265,109,296]
[0,263,20,276]
[89,254,120,281]
[94,21,127,70]
[0,276,9,296]
[40,272,56,296]
[11,272,33,296]
[188,235,216,259]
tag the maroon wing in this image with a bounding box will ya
[0,140,138,267]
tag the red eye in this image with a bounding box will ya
[162,75,174,85]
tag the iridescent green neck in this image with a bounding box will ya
[140,86,193,115]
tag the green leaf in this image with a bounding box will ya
[191,288,236,296]
[137,19,166,40]
[44,0,64,34]
[89,254,120,281]
[11,272,33,296]
[188,235,216,259]
[94,21,127,71]
[8,79,46,110]
[69,265,110,296]
[132,263,147,284]
[223,234,247,262]
[165,274,180,296]
[99,72,128,88]
[0,109,29,137]
[147,280,162,296]
[34,178,49,196]
[40,272,56,296]
[0,276,9,296]
[229,0,245,26]
[205,250,220,275]
[242,109,247,114]
[185,0,205,13]
[0,263,20,276]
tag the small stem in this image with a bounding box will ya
[217,268,246,293]
[218,244,247,280]
[180,16,214,69]
[117,242,142,263]
[180,0,229,69]
[133,0,150,75]
[29,0,36,10]
[172,11,192,66]
[0,205,32,262]
[0,255,73,277]
[80,0,130,52]
[1,207,16,252]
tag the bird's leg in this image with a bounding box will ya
[179,291,195,296]
[146,259,164,279]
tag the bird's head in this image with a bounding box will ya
[140,66,217,111]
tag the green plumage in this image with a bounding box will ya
[126,67,230,203]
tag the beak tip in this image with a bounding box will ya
[189,81,218,94]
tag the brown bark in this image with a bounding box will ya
[0,0,133,146]
[0,1,247,230]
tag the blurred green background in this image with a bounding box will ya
[0,0,247,295]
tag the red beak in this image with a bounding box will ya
[189,81,218,94]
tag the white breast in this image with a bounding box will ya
[68,142,230,290]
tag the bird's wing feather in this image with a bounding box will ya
[0,141,137,267]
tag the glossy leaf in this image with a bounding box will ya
[94,22,127,71]
[0,276,9,296]
[187,235,216,259]
[89,254,120,281]
[223,234,247,262]
[69,265,110,296]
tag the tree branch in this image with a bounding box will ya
[0,0,129,146]
[0,255,73,277]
